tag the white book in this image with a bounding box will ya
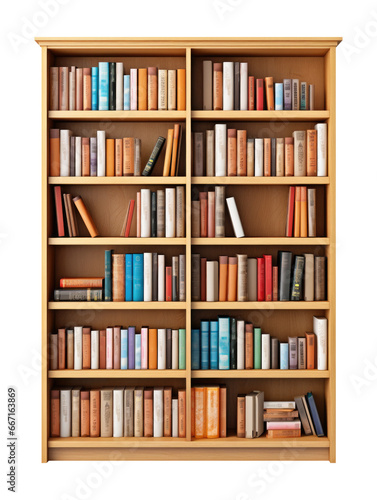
[143,252,152,301]
[60,389,72,437]
[140,188,151,237]
[73,326,82,370]
[115,62,124,111]
[303,253,314,301]
[226,197,245,238]
[206,261,219,301]
[113,388,124,437]
[263,401,295,409]
[172,329,179,369]
[130,68,138,110]
[314,123,327,176]
[90,330,99,369]
[261,333,271,369]
[237,320,245,369]
[247,258,257,301]
[240,62,248,110]
[254,138,263,176]
[223,62,234,110]
[157,328,166,369]
[215,124,227,176]
[167,69,176,110]
[313,316,328,370]
[158,69,167,110]
[60,130,72,176]
[172,399,178,437]
[75,136,82,176]
[158,254,165,301]
[97,130,106,177]
[153,387,164,437]
[165,188,176,237]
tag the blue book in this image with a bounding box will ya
[128,326,135,369]
[280,343,289,369]
[98,62,109,110]
[125,254,133,301]
[210,320,219,370]
[121,329,128,369]
[133,254,144,301]
[91,67,98,110]
[306,392,324,437]
[191,329,200,370]
[218,316,230,370]
[275,83,283,111]
[135,334,141,369]
[104,250,112,301]
[200,320,210,370]
[123,75,130,110]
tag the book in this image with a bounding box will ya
[313,316,327,370]
[226,197,245,238]
[72,196,99,237]
[142,136,166,176]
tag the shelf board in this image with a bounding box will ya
[191,237,329,246]
[48,301,187,310]
[192,370,329,379]
[191,176,329,185]
[191,110,330,121]
[49,237,187,246]
[191,301,329,310]
[49,369,186,379]
[48,176,186,185]
[48,110,187,121]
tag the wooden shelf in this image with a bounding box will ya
[49,176,186,185]
[191,176,329,185]
[48,301,187,310]
[191,110,330,121]
[191,301,329,310]
[49,369,186,378]
[191,370,330,379]
[49,110,187,121]
[191,237,329,246]
[49,237,187,246]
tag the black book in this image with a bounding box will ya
[166,328,172,369]
[291,255,305,300]
[172,256,178,301]
[109,62,116,110]
[271,138,276,176]
[278,251,292,301]
[152,253,158,301]
[270,337,279,369]
[230,317,237,369]
[142,136,166,176]
[151,191,157,237]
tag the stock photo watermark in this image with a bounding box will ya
[349,355,377,395]
[213,0,246,20]
[341,9,377,62]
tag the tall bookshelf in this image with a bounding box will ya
[36,37,340,462]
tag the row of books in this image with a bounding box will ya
[50,386,186,438]
[286,186,317,237]
[192,252,326,302]
[192,386,227,438]
[192,316,327,371]
[192,124,327,177]
[49,326,186,371]
[202,60,315,111]
[54,187,99,238]
[50,65,186,111]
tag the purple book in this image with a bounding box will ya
[128,326,136,369]
[70,136,75,176]
[90,137,97,176]
[288,336,298,369]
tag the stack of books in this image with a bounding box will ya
[264,401,301,438]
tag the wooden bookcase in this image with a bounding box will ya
[36,37,340,462]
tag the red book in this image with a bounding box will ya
[200,257,207,301]
[264,255,272,301]
[248,76,255,110]
[99,329,106,369]
[166,267,172,301]
[257,257,265,301]
[122,199,135,237]
[256,78,264,110]
[272,266,278,301]
[285,186,295,237]
[54,186,65,237]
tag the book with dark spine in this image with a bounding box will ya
[291,255,305,300]
[142,136,166,176]
[109,62,116,110]
[230,317,237,370]
[151,191,157,237]
[278,251,292,301]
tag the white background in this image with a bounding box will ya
[1,0,377,498]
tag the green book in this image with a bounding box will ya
[254,327,262,369]
[179,328,186,369]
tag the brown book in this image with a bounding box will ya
[294,187,301,237]
[194,387,206,438]
[176,186,185,238]
[245,323,253,369]
[191,387,195,437]
[306,129,317,176]
[75,68,83,110]
[148,67,158,110]
[58,67,68,111]
[50,67,59,110]
[199,192,208,237]
[115,138,123,176]
[206,129,215,176]
[49,333,58,370]
[113,326,121,369]
[213,63,223,110]
[264,138,271,176]
[66,330,74,369]
[315,256,326,300]
[144,388,153,437]
[90,389,100,437]
[219,256,228,302]
[100,388,113,437]
[248,76,255,110]
[265,76,274,110]
[82,327,91,370]
[177,69,186,110]
[69,66,76,110]
[300,186,308,237]
[50,390,60,437]
[237,130,247,176]
[164,387,172,437]
[63,193,72,237]
[73,196,99,237]
[170,124,181,177]
[207,191,215,238]
[138,68,148,110]
[99,329,106,369]
[284,137,294,176]
[276,137,285,176]
[305,332,316,369]
[203,60,213,110]
[80,391,90,437]
[191,200,200,238]
[267,429,301,438]
[263,411,299,420]
[227,128,237,176]
[163,128,174,176]
[193,132,204,176]
[148,328,157,369]
[83,68,91,111]
[227,256,238,301]
[134,388,144,437]
[105,138,115,176]
[192,254,200,301]
[82,137,90,176]
[66,194,78,237]
[120,199,135,237]
[200,257,207,301]
[237,395,245,438]
[123,137,134,176]
[58,328,66,370]
[49,129,60,176]
[112,254,125,301]
[272,266,278,301]
[219,386,227,438]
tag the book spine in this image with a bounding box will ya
[210,320,219,370]
[240,62,248,110]
[165,187,176,237]
[167,69,176,110]
[141,136,166,176]
[143,252,152,301]
[215,124,226,176]
[157,328,166,369]
[130,68,138,111]
[50,67,59,110]
[213,63,223,110]
[60,389,71,437]
[202,60,213,110]
[140,189,151,237]
[223,62,234,110]
[253,327,261,369]
[237,129,247,176]
[109,63,116,110]
[124,389,134,437]
[172,329,179,369]
[313,316,328,370]
[113,389,123,437]
[314,123,327,176]
[163,388,172,437]
[132,254,144,301]
[226,197,245,238]
[148,67,158,110]
[91,67,98,110]
[265,76,274,110]
[237,320,245,369]
[288,336,298,369]
[96,130,106,177]
[89,137,97,176]
[59,67,69,111]
[179,254,186,302]
[120,329,128,369]
[179,329,186,369]
[218,316,230,369]
[275,83,283,110]
[83,68,91,111]
[123,74,130,110]
[135,333,141,369]
[206,129,215,176]
[128,326,135,369]
[200,320,209,370]
[157,190,165,237]
[237,254,247,301]
[166,328,172,369]
[73,326,83,370]
[158,254,165,301]
[215,186,225,237]
[98,62,109,110]
[158,69,167,110]
[153,388,163,437]
[177,69,186,111]
[191,328,200,370]
[261,333,271,369]
[106,327,113,369]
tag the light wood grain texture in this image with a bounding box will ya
[49,370,186,379]
[191,370,330,379]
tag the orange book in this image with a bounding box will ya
[115,139,123,176]
[49,129,60,176]
[272,266,278,301]
[294,187,301,237]
[163,128,174,176]
[191,387,195,437]
[206,386,220,438]
[245,323,253,369]
[219,256,228,301]
[89,389,100,437]
[306,129,317,176]
[219,386,227,437]
[227,256,238,301]
[57,328,65,370]
[300,186,307,237]
[264,138,271,176]
[83,68,91,111]
[178,389,186,438]
[82,137,90,176]
[99,330,106,369]
[237,130,247,176]
[144,388,153,437]
[59,278,103,288]
[123,137,134,176]
[148,67,158,110]
[80,391,90,437]
[163,387,172,437]
[284,137,294,176]
[106,138,115,176]
[73,196,99,237]
[82,327,91,370]
[50,390,60,437]
[138,68,148,110]
[112,254,125,301]
[227,128,237,176]
[207,191,215,237]
[267,429,301,438]
[169,124,181,176]
[305,332,316,369]
[194,387,206,438]
[177,69,186,110]
[148,328,157,369]
[265,76,274,110]
[237,395,245,438]
[199,192,208,237]
[213,63,223,110]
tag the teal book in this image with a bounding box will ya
[210,320,219,370]
[121,329,128,369]
[254,327,262,369]
[135,333,141,369]
[218,316,230,370]
[178,329,186,369]
[191,328,200,370]
[98,62,109,111]
[230,317,237,369]
[280,342,288,369]
[104,249,113,301]
[91,67,98,110]
[125,254,133,301]
[200,320,209,370]
[123,75,130,110]
[132,254,144,301]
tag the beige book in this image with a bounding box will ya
[191,200,200,238]
[276,138,285,176]
[176,186,185,238]
[206,130,215,176]
[206,261,219,301]
[247,258,257,301]
[247,138,254,176]
[237,254,248,301]
[157,190,165,237]
[215,186,225,237]
[203,60,213,110]
[71,388,81,437]
[167,69,176,110]
[124,387,134,437]
[158,69,167,110]
[50,67,59,110]
[308,188,316,237]
[134,138,141,176]
[134,387,144,437]
[292,130,307,176]
[100,388,113,438]
[66,330,74,369]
